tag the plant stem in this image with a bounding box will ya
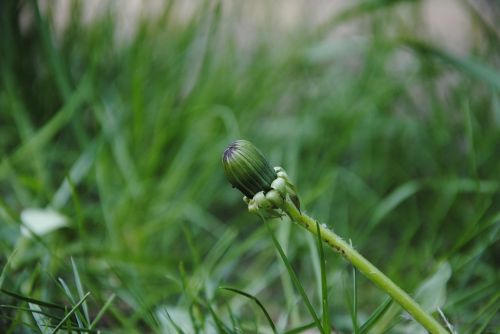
[282,199,448,334]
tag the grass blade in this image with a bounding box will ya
[29,303,52,334]
[206,302,231,334]
[343,269,358,334]
[89,293,116,329]
[283,321,316,334]
[472,304,499,334]
[351,261,359,334]
[57,277,84,328]
[437,308,457,334]
[57,277,75,304]
[71,257,90,325]
[220,286,277,334]
[359,297,393,334]
[315,221,331,333]
[225,303,239,332]
[467,291,500,334]
[0,305,63,322]
[265,221,324,333]
[402,38,500,90]
[0,74,90,179]
[1,289,65,310]
[32,0,73,99]
[50,291,90,334]
[163,308,185,334]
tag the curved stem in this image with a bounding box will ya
[282,199,448,334]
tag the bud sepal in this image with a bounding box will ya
[241,166,300,218]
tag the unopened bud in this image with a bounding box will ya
[222,140,277,197]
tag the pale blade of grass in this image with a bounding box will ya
[71,257,90,325]
[57,278,75,304]
[437,308,457,334]
[164,308,185,334]
[57,277,84,328]
[29,303,52,334]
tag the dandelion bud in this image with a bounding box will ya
[222,140,277,197]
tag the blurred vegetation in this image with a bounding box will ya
[0,0,499,333]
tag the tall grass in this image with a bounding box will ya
[0,0,499,333]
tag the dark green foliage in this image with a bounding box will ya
[0,0,499,332]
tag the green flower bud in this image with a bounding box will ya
[222,140,277,197]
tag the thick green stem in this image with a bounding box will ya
[282,199,448,334]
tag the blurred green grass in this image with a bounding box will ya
[1,0,499,333]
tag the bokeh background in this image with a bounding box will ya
[1,0,499,333]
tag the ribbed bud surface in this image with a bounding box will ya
[222,140,277,197]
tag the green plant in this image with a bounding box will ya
[1,0,499,332]
[223,139,449,334]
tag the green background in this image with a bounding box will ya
[1,1,499,333]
